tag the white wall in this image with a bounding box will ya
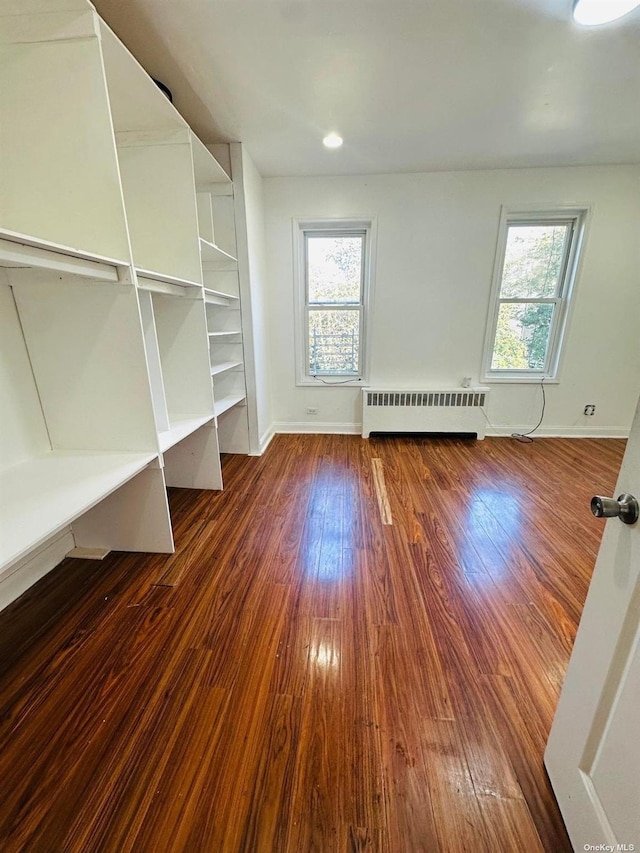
[232,144,273,451]
[264,165,640,437]
[0,280,51,470]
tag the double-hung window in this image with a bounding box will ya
[483,207,587,382]
[295,219,374,384]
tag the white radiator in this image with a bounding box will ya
[362,387,490,439]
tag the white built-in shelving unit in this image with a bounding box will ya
[0,0,252,608]
[195,144,249,455]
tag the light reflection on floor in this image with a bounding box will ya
[310,641,340,670]
[468,487,522,550]
[299,468,358,582]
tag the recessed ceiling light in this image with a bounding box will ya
[573,0,640,25]
[323,133,343,149]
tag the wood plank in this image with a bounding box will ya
[238,693,302,851]
[477,795,545,852]
[0,434,624,851]
[371,457,393,525]
[65,547,110,560]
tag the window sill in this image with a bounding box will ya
[297,377,369,388]
[483,375,559,385]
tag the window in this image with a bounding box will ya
[295,219,374,384]
[483,207,587,382]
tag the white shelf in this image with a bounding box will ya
[200,238,237,269]
[0,450,158,571]
[0,229,125,281]
[100,21,186,134]
[210,360,243,377]
[203,269,239,298]
[204,287,238,306]
[136,268,203,295]
[0,7,253,611]
[118,142,203,285]
[158,414,215,453]
[0,17,132,260]
[191,134,231,186]
[215,393,246,417]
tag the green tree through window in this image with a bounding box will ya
[485,211,585,380]
[305,231,365,375]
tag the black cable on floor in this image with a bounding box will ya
[511,379,546,443]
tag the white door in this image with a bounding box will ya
[545,397,640,850]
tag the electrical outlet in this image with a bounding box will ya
[584,404,596,416]
[306,407,319,415]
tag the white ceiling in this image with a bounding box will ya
[93,0,640,178]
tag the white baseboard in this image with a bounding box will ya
[267,421,629,440]
[0,528,74,613]
[256,424,276,455]
[485,425,629,439]
[273,421,361,435]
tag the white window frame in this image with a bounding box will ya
[482,205,589,384]
[293,218,375,386]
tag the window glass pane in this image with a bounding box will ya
[307,235,362,303]
[500,224,569,298]
[491,302,554,370]
[309,309,359,374]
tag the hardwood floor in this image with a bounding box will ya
[0,434,625,852]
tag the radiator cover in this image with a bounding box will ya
[362,387,490,439]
